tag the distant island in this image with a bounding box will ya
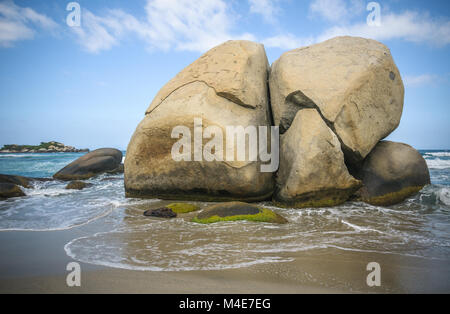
[0,141,89,153]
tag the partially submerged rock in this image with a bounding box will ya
[0,183,25,199]
[270,36,404,166]
[65,181,93,190]
[144,207,177,218]
[275,109,362,208]
[192,202,288,224]
[54,148,122,181]
[0,174,32,188]
[357,141,430,206]
[125,40,274,201]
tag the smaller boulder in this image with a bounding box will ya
[0,174,32,188]
[65,181,93,190]
[192,201,287,224]
[0,183,26,199]
[53,148,122,181]
[144,207,177,218]
[358,141,431,206]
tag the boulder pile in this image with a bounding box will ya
[125,36,430,207]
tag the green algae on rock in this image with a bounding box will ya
[192,202,288,224]
[167,203,200,214]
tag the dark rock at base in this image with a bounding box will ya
[357,141,431,206]
[0,183,26,199]
[65,181,93,190]
[53,148,122,181]
[0,174,32,188]
[0,174,54,192]
[144,207,177,218]
[100,177,123,182]
[193,201,288,224]
[107,164,124,174]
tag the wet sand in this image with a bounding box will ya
[0,228,448,293]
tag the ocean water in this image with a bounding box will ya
[0,150,449,272]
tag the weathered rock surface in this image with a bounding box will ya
[0,183,25,199]
[144,208,177,218]
[54,148,122,181]
[275,109,362,208]
[357,141,430,206]
[269,36,404,166]
[65,181,93,190]
[125,40,274,201]
[192,201,287,224]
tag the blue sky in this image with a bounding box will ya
[0,0,449,150]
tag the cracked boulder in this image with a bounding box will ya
[275,109,362,208]
[269,36,404,166]
[125,40,274,201]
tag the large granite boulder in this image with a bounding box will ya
[0,183,25,199]
[275,109,362,208]
[192,201,288,224]
[357,141,430,206]
[269,36,404,167]
[53,148,122,181]
[125,40,274,201]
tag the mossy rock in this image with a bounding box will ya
[166,203,200,214]
[363,186,423,206]
[192,202,288,224]
[65,181,92,190]
[357,141,430,206]
[273,187,360,209]
[0,183,26,199]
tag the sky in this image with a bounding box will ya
[0,0,449,150]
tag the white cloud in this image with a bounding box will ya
[316,11,450,47]
[262,33,314,50]
[309,0,365,23]
[0,0,57,47]
[248,0,280,24]
[71,0,256,54]
[59,0,450,54]
[403,74,436,87]
[71,11,118,53]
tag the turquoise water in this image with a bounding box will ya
[0,152,86,178]
[0,150,449,272]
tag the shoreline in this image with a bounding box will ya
[1,227,448,293]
